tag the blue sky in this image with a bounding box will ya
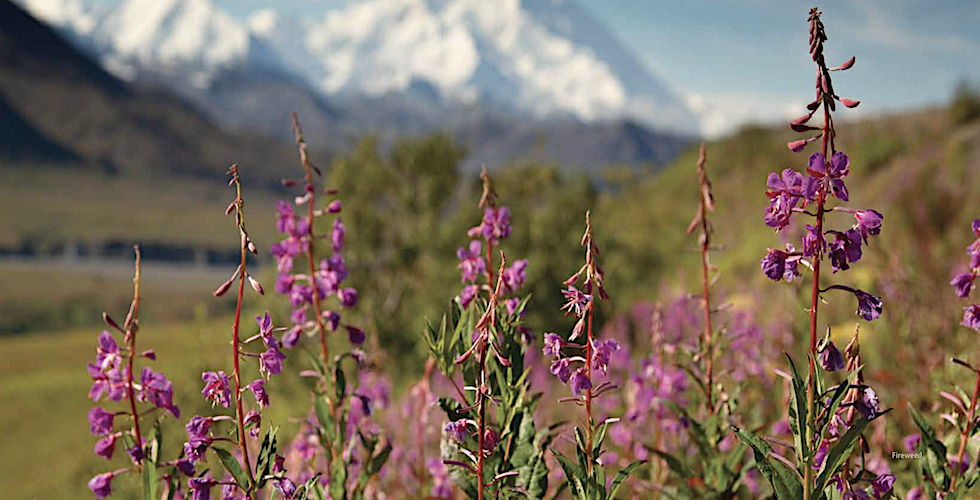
[90,0,980,135]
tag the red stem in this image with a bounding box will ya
[476,345,487,500]
[585,297,595,475]
[700,210,714,412]
[232,244,257,492]
[486,239,494,300]
[952,370,980,488]
[125,248,143,460]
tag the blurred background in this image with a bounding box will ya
[2,0,979,498]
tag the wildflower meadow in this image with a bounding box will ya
[9,6,980,500]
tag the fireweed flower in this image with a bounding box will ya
[854,290,883,321]
[952,272,976,299]
[963,305,980,332]
[828,229,863,273]
[807,151,851,201]
[88,471,115,499]
[818,340,845,371]
[543,333,563,358]
[88,407,114,436]
[457,240,486,283]
[201,371,232,408]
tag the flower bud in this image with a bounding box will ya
[328,200,343,213]
[281,178,297,187]
[840,98,860,108]
[102,312,121,332]
[832,56,855,71]
[248,275,264,295]
[225,200,236,215]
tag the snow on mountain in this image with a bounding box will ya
[289,0,697,133]
[17,0,699,134]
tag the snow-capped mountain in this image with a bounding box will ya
[20,0,698,135]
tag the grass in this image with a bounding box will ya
[0,317,327,500]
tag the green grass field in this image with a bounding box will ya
[0,317,325,500]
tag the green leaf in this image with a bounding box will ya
[555,452,586,500]
[816,378,851,442]
[305,350,326,378]
[909,403,950,489]
[334,364,347,401]
[142,458,158,500]
[648,448,689,479]
[214,447,251,493]
[785,354,810,464]
[330,454,348,500]
[607,460,645,500]
[733,426,802,500]
[255,426,279,489]
[813,409,890,494]
[592,421,610,460]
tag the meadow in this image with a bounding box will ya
[5,11,980,500]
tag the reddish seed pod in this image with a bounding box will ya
[248,275,264,295]
[325,188,339,196]
[213,278,234,297]
[791,123,820,132]
[833,56,856,71]
[140,350,156,360]
[225,200,236,215]
[840,98,860,108]
[103,312,122,332]
[247,239,258,254]
[281,179,297,188]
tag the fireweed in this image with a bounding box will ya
[272,114,390,499]
[183,164,296,500]
[545,211,644,499]
[740,8,893,500]
[423,168,553,499]
[86,247,184,499]
[902,219,980,499]
[597,145,782,498]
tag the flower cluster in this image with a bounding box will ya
[810,330,893,499]
[185,165,294,500]
[951,220,980,331]
[273,116,363,358]
[455,167,528,310]
[547,212,614,397]
[86,248,183,498]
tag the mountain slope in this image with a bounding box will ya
[0,0,297,182]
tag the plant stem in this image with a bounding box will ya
[952,369,980,489]
[804,97,832,500]
[585,289,595,476]
[696,144,714,412]
[486,239,494,299]
[125,247,143,461]
[476,345,487,500]
[231,183,257,496]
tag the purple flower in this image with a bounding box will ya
[94,434,116,460]
[324,310,341,331]
[818,341,845,371]
[274,273,294,294]
[570,368,592,395]
[871,474,895,498]
[561,286,592,316]
[275,478,297,499]
[591,339,621,375]
[126,445,143,464]
[444,420,470,442]
[260,348,285,376]
[856,387,880,419]
[502,259,529,292]
[331,218,345,252]
[952,272,976,298]
[202,371,231,408]
[184,416,214,461]
[952,452,971,473]
[808,151,850,201]
[88,472,114,499]
[275,200,295,234]
[906,486,924,500]
[964,305,980,331]
[504,297,521,317]
[88,407,114,436]
[903,434,920,453]
[482,427,499,451]
[469,207,511,243]
[842,490,871,500]
[256,311,273,335]
[829,229,862,272]
[176,458,195,476]
[244,410,261,438]
[457,240,486,283]
[459,284,479,309]
[346,325,366,345]
[95,330,121,371]
[761,249,788,281]
[338,287,358,308]
[428,458,453,498]
[812,441,828,470]
[803,224,824,257]
[854,210,883,242]
[542,333,562,358]
[281,326,301,349]
[189,477,216,500]
[550,358,571,383]
[327,200,343,213]
[854,290,883,321]
[248,379,269,408]
[139,367,180,417]
[764,168,817,229]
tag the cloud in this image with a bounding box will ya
[685,91,804,139]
